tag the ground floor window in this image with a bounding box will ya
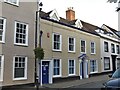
[13,56,27,80]
[117,58,120,69]
[90,60,97,73]
[68,59,75,75]
[104,57,110,70]
[0,55,4,81]
[53,59,61,77]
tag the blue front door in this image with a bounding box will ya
[42,61,49,84]
[81,61,84,78]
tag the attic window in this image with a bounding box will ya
[95,29,104,33]
[50,13,59,21]
[49,9,60,21]
[106,32,113,36]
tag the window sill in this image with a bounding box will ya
[91,53,96,55]
[14,43,28,47]
[53,75,62,78]
[68,51,76,53]
[52,49,62,52]
[90,71,98,74]
[13,78,27,81]
[68,74,76,77]
[0,41,5,44]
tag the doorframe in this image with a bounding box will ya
[79,59,89,79]
[41,60,53,86]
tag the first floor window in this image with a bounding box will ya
[13,56,27,80]
[104,57,110,70]
[91,42,96,54]
[0,55,4,81]
[104,41,109,52]
[68,60,75,75]
[111,44,115,53]
[81,40,86,53]
[0,17,6,43]
[90,60,97,73]
[68,37,75,52]
[53,33,62,51]
[116,45,120,54]
[14,21,28,46]
[53,59,61,77]
[117,58,120,69]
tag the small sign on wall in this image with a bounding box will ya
[47,33,50,38]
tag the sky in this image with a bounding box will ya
[40,0,118,30]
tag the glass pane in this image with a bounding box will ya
[14,68,24,78]
[0,25,3,29]
[0,19,3,24]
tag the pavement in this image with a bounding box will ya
[41,74,109,88]
[1,74,109,89]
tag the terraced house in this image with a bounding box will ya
[0,0,120,87]
[0,0,37,86]
[39,7,102,85]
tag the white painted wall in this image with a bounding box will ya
[100,37,120,72]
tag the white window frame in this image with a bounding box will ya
[111,43,115,53]
[68,59,76,76]
[53,59,62,77]
[14,21,28,46]
[13,56,27,80]
[68,37,76,52]
[0,55,4,81]
[90,42,96,54]
[104,41,109,52]
[0,17,6,43]
[4,0,19,6]
[80,39,86,53]
[104,57,110,70]
[52,33,62,51]
[116,58,120,69]
[90,60,98,74]
[116,45,120,54]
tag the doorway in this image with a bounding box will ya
[42,61,49,84]
[111,55,117,72]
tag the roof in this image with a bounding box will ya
[39,10,118,37]
[103,24,120,37]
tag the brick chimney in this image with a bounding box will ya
[66,7,75,21]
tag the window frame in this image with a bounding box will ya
[53,59,62,77]
[90,42,96,54]
[68,37,76,52]
[104,57,110,70]
[80,39,86,53]
[14,21,28,46]
[111,43,115,53]
[52,33,62,51]
[90,60,98,74]
[13,56,27,80]
[116,45,120,54]
[104,41,109,52]
[4,0,19,6]
[68,59,76,76]
[0,55,4,81]
[0,17,6,43]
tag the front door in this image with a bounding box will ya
[42,61,49,84]
[111,55,117,72]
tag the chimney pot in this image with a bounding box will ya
[66,7,75,21]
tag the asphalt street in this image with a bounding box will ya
[70,80,107,88]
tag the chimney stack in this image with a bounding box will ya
[66,7,75,21]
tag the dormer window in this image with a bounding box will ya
[95,29,104,33]
[75,19,82,29]
[4,0,19,6]
[49,9,60,21]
